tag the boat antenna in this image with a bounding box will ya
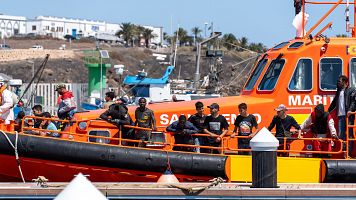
[18,54,50,106]
[173,24,179,67]
[346,0,350,32]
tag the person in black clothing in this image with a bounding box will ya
[188,101,207,153]
[100,102,134,145]
[328,75,356,157]
[231,103,259,155]
[14,111,26,132]
[166,115,198,152]
[203,103,229,153]
[268,104,302,152]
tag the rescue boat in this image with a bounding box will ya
[1,0,356,183]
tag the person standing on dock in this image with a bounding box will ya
[188,101,207,153]
[0,81,14,125]
[328,75,356,158]
[203,103,229,154]
[134,97,157,147]
[231,103,259,155]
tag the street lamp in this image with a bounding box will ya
[26,60,35,107]
[204,22,208,38]
[99,50,109,99]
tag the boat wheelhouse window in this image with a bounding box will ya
[244,58,268,90]
[88,130,110,144]
[289,59,312,91]
[131,85,149,97]
[258,59,285,91]
[272,42,289,50]
[350,58,356,88]
[288,42,304,49]
[319,58,342,90]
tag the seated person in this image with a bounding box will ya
[32,104,43,128]
[166,115,198,152]
[33,112,60,137]
[14,111,26,132]
[300,104,338,155]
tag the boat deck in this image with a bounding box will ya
[1,182,356,199]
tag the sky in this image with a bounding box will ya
[1,0,354,47]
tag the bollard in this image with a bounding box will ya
[250,127,279,188]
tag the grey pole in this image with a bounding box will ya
[250,127,279,188]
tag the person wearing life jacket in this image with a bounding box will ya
[300,104,338,156]
[55,84,77,120]
[0,81,14,125]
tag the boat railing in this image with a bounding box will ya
[16,116,346,157]
[345,111,356,158]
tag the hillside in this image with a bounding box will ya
[0,38,258,96]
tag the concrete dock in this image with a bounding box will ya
[1,182,356,199]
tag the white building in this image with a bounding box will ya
[26,16,121,39]
[0,14,27,38]
[27,16,163,44]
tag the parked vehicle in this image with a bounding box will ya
[30,45,44,50]
[0,44,11,50]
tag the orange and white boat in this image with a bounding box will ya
[1,0,356,183]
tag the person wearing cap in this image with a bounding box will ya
[231,103,259,155]
[268,104,301,152]
[55,84,77,120]
[0,81,14,124]
[203,103,229,153]
[102,91,116,109]
[300,104,338,156]
[134,97,157,147]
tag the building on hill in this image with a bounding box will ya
[0,14,27,38]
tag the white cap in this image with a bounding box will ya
[250,127,279,151]
[54,173,107,200]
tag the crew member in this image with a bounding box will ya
[103,91,116,109]
[56,84,77,120]
[0,81,14,124]
[328,75,356,157]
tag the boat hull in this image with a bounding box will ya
[0,132,227,182]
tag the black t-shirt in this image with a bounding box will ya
[188,113,206,132]
[203,115,229,135]
[267,115,301,138]
[234,114,258,136]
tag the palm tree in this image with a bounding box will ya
[174,28,188,46]
[191,27,202,46]
[222,33,237,50]
[134,25,145,47]
[116,22,135,47]
[163,32,171,44]
[239,37,248,49]
[142,28,155,48]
